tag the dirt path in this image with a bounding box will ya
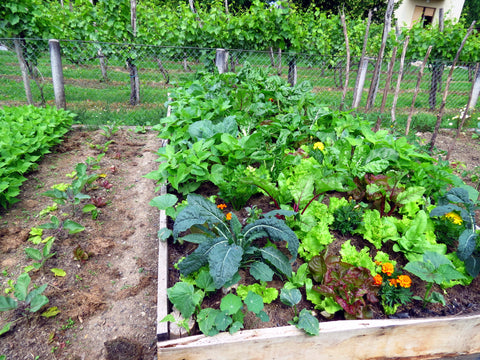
[0,128,162,359]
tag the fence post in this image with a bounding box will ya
[352,59,369,108]
[215,49,229,74]
[49,39,66,110]
[469,65,480,109]
[14,39,33,105]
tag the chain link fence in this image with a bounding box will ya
[1,38,479,130]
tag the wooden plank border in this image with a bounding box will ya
[158,314,480,360]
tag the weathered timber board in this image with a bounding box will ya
[157,314,480,360]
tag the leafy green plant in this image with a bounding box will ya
[197,292,269,336]
[173,194,299,289]
[236,282,278,304]
[42,163,98,214]
[0,106,74,208]
[162,280,268,336]
[331,200,364,235]
[280,287,319,336]
[0,273,49,336]
[309,254,379,319]
[39,216,85,236]
[23,236,56,272]
[429,187,480,277]
[99,121,120,139]
[85,153,105,171]
[404,251,467,307]
[352,209,398,250]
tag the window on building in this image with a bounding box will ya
[412,6,436,27]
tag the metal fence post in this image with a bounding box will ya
[215,49,228,74]
[49,39,66,109]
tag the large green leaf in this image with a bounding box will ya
[258,247,292,276]
[465,256,480,278]
[208,243,243,288]
[242,218,299,259]
[149,194,178,210]
[177,240,216,276]
[457,230,477,261]
[25,284,48,305]
[297,309,320,336]
[29,294,49,313]
[220,293,243,315]
[249,261,274,282]
[167,282,203,319]
[25,248,42,261]
[173,194,229,240]
[63,219,85,234]
[0,296,17,312]
[280,288,302,307]
[14,273,31,302]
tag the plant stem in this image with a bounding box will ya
[423,283,433,307]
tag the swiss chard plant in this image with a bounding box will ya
[173,194,299,289]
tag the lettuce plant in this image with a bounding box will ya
[173,194,299,289]
[309,255,379,319]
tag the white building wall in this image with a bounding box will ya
[395,0,465,27]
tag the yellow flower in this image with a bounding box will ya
[217,204,227,210]
[225,212,232,221]
[381,263,394,276]
[373,274,383,286]
[445,212,463,225]
[397,275,412,289]
[313,142,325,151]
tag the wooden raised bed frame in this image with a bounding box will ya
[155,185,480,360]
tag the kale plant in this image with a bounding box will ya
[173,194,299,288]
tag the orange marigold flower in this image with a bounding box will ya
[268,98,274,102]
[373,274,383,286]
[397,275,412,288]
[381,262,394,276]
[389,278,398,287]
[225,212,232,221]
[217,204,227,210]
[375,261,382,266]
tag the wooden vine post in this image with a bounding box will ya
[13,39,33,105]
[352,10,372,109]
[365,0,395,111]
[128,0,140,106]
[405,46,432,136]
[391,36,410,128]
[374,46,397,131]
[428,9,445,110]
[429,21,476,152]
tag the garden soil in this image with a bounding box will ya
[1,127,480,359]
